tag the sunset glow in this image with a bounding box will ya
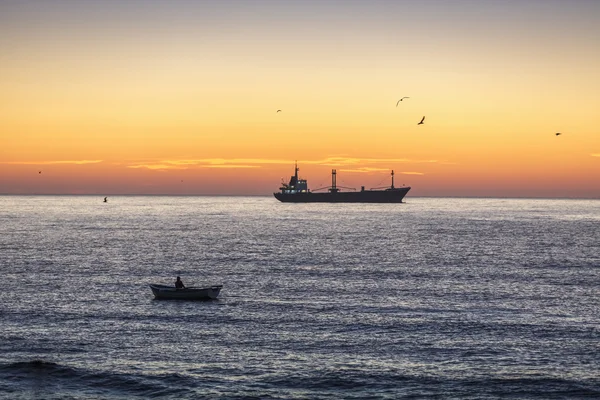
[1,0,599,197]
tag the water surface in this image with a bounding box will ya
[0,196,599,399]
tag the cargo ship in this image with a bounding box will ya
[274,164,410,203]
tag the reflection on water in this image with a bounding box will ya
[0,196,599,398]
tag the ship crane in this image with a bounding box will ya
[370,170,398,190]
[312,169,356,192]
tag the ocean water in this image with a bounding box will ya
[0,196,599,399]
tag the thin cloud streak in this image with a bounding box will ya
[339,167,390,173]
[2,160,104,165]
[202,165,260,169]
[308,157,440,166]
[128,164,188,170]
[165,158,291,166]
[126,157,445,170]
[591,154,600,158]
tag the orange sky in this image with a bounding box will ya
[1,1,599,197]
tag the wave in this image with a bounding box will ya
[0,360,196,399]
[1,361,599,399]
[262,368,600,399]
[0,360,74,377]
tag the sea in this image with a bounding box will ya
[0,196,599,399]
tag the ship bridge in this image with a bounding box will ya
[279,163,309,194]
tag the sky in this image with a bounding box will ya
[1,0,599,197]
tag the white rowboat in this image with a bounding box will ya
[149,284,222,300]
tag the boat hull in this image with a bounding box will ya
[149,284,222,300]
[274,187,410,203]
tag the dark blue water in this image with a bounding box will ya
[1,196,599,399]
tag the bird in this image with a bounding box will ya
[38,171,41,174]
[396,97,410,106]
[103,197,108,203]
[277,110,282,113]
[555,132,561,136]
[418,116,425,125]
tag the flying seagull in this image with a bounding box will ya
[396,97,410,107]
[555,132,561,136]
[418,116,425,125]
[277,109,282,113]
[38,171,41,174]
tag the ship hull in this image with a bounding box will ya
[274,187,410,203]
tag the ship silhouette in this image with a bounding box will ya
[274,163,411,203]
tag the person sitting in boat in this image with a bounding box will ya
[175,276,186,289]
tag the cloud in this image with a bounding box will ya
[308,157,439,166]
[125,156,445,171]
[339,167,390,173]
[2,160,103,165]
[591,154,600,158]
[203,165,260,169]
[340,168,425,174]
[163,158,291,166]
[126,158,290,170]
[127,164,188,170]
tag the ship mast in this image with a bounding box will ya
[295,161,299,181]
[330,169,339,193]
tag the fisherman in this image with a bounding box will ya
[175,276,185,289]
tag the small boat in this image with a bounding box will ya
[149,284,223,300]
